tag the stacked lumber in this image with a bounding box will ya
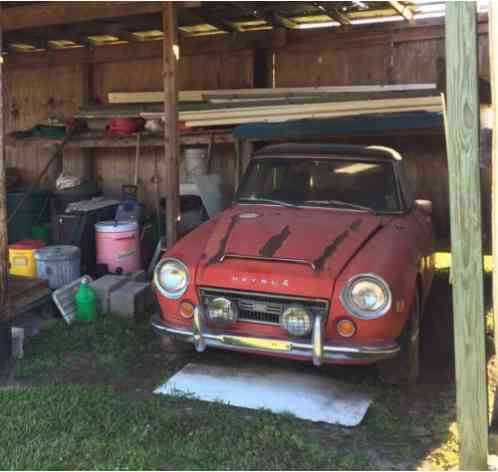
[80,85,442,129]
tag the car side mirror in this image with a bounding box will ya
[415,199,433,214]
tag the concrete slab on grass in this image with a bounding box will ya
[154,362,371,426]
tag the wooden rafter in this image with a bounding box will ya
[193,8,240,33]
[314,2,351,26]
[1,1,199,32]
[389,1,415,24]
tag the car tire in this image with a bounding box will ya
[159,336,193,354]
[378,289,421,385]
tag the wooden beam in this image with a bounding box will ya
[163,2,179,247]
[389,1,415,24]
[445,2,488,469]
[0,4,9,323]
[315,2,351,26]
[1,2,198,32]
[489,1,498,454]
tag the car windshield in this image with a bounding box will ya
[236,157,401,212]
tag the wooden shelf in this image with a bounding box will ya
[5,131,235,149]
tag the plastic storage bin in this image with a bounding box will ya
[35,245,81,289]
[9,239,45,277]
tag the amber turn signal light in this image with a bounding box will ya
[179,300,195,319]
[337,318,356,338]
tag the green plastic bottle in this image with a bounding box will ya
[75,279,98,323]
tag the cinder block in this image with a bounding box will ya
[90,275,128,314]
[109,281,152,318]
[126,270,147,282]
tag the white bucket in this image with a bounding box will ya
[182,148,208,183]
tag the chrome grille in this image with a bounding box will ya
[199,287,328,326]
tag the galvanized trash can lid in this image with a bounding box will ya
[95,220,138,233]
[35,245,81,261]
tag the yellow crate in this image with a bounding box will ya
[9,241,43,278]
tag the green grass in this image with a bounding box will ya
[0,384,372,470]
[15,316,159,381]
[2,314,462,470]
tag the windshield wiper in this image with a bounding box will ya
[301,199,377,214]
[237,198,299,209]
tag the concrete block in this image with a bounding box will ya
[109,281,152,318]
[90,275,128,315]
[126,270,147,282]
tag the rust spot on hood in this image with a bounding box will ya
[206,214,240,266]
[259,225,291,258]
[350,219,363,232]
[313,230,349,273]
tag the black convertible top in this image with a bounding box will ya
[253,143,403,161]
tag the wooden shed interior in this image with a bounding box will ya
[1,1,489,248]
[0,2,495,469]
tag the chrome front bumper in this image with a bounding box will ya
[151,309,399,366]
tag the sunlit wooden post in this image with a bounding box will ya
[445,2,488,469]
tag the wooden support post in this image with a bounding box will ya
[0,5,8,321]
[445,3,488,469]
[489,1,498,454]
[163,2,179,246]
[241,139,254,175]
[234,139,241,192]
[492,0,498,370]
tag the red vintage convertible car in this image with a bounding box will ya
[152,143,435,384]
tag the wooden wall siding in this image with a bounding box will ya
[92,143,236,212]
[90,49,251,209]
[93,50,254,103]
[4,64,86,187]
[275,45,391,87]
[275,35,490,86]
[2,29,492,244]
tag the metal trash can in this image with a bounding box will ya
[35,245,81,289]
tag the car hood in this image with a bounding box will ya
[195,204,383,298]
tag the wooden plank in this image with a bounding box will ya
[445,2,488,469]
[4,29,281,70]
[1,2,198,31]
[109,84,437,104]
[389,1,415,24]
[181,105,443,127]
[489,1,498,454]
[0,4,8,322]
[163,2,179,246]
[5,133,235,149]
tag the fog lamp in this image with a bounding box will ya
[207,297,238,325]
[280,305,312,337]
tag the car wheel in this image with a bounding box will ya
[159,336,193,354]
[378,289,421,385]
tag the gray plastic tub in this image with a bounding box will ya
[35,245,81,289]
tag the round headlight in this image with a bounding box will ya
[341,274,391,320]
[280,305,312,337]
[154,258,189,299]
[207,297,238,325]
